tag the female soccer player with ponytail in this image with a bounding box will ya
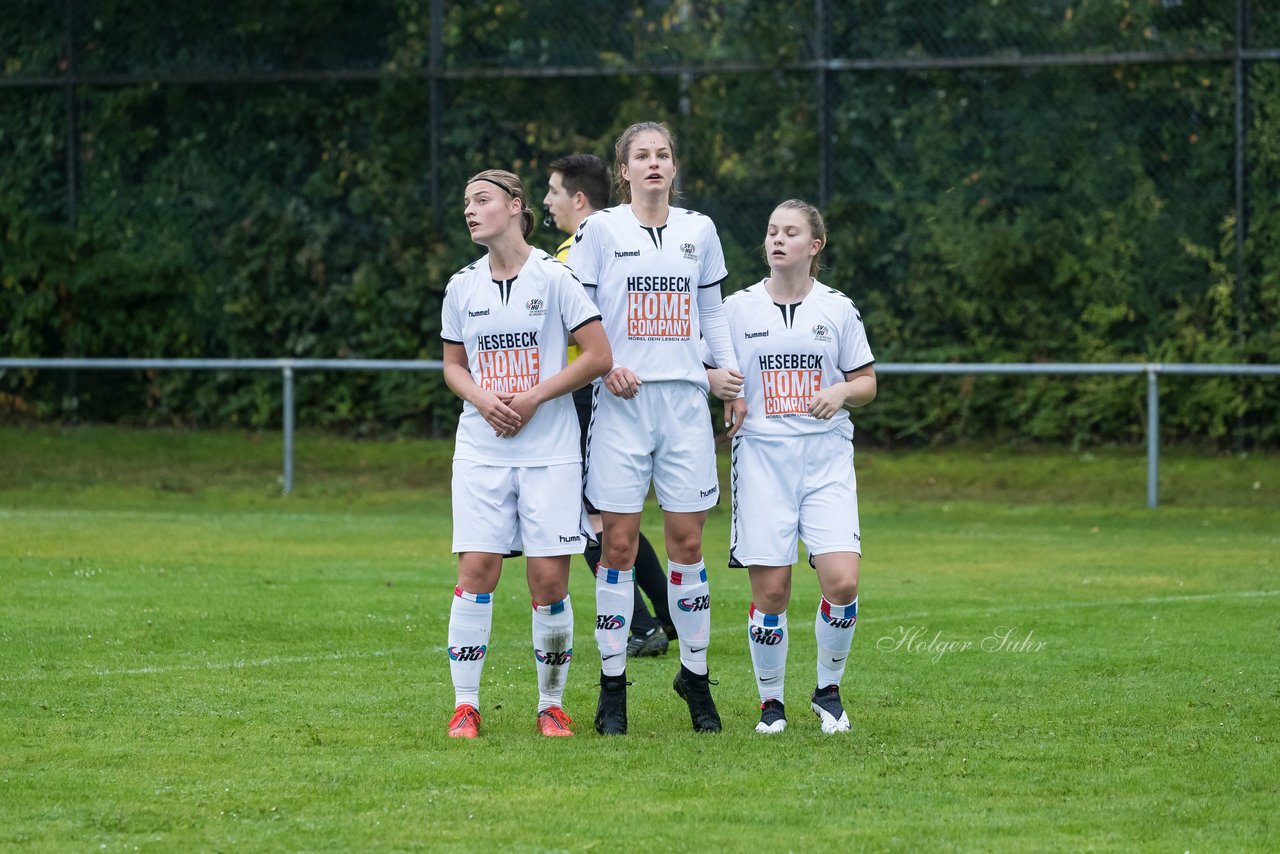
[440,169,611,738]
[567,122,745,735]
[705,199,876,734]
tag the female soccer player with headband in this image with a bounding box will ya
[440,169,611,738]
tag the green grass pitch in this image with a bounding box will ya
[1,427,1277,850]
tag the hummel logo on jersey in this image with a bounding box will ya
[699,485,718,498]
[468,309,490,317]
[677,595,710,613]
[750,626,784,646]
[745,330,769,339]
[448,644,487,661]
[597,615,626,630]
[614,249,641,257]
[558,534,582,544]
[680,242,697,261]
[535,648,573,666]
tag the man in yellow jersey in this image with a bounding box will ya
[544,153,674,656]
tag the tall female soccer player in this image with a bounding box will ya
[704,200,876,735]
[440,169,611,738]
[567,122,745,735]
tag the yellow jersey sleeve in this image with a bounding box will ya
[557,235,583,362]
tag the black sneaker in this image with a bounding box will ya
[626,628,669,658]
[672,665,722,733]
[755,698,787,734]
[810,684,850,733]
[594,672,628,735]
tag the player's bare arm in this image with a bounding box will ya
[506,319,611,432]
[808,365,877,420]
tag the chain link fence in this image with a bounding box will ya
[2,1,1278,442]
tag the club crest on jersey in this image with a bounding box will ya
[811,323,832,343]
[681,242,697,261]
[526,297,546,316]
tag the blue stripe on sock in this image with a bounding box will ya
[548,598,565,615]
[603,568,634,584]
[474,592,491,604]
[762,612,780,627]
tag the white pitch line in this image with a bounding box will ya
[1,649,400,683]
[857,587,1280,625]
[93,648,398,677]
[4,590,1275,684]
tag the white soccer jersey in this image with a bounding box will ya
[566,203,730,389]
[441,250,601,466]
[706,280,874,438]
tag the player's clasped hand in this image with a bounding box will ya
[504,388,544,434]
[604,365,642,399]
[707,368,744,401]
[478,390,523,437]
[807,385,846,420]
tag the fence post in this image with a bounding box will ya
[1146,366,1160,509]
[282,364,295,495]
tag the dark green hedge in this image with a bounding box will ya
[2,1,1277,444]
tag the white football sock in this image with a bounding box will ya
[668,561,711,675]
[747,603,788,703]
[595,567,632,677]
[448,586,492,709]
[815,596,857,688]
[532,595,573,712]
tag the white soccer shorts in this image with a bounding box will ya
[451,460,591,557]
[728,431,861,567]
[584,381,720,514]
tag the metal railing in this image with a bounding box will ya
[2,358,1277,507]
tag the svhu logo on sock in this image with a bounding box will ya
[677,595,710,613]
[750,626,784,646]
[535,649,573,665]
[596,615,626,630]
[448,645,487,661]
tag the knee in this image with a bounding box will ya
[602,532,639,569]
[823,578,859,605]
[531,581,569,605]
[753,588,790,614]
[750,571,791,613]
[666,529,703,564]
[457,552,503,591]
